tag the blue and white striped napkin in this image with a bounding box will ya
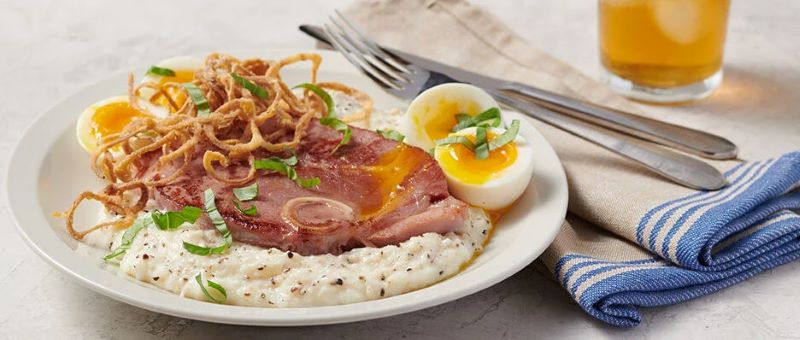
[546,154,800,327]
[345,0,800,328]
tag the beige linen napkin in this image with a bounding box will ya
[342,0,800,327]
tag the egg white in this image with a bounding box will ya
[434,126,534,210]
[140,55,203,85]
[401,83,499,151]
[139,56,204,117]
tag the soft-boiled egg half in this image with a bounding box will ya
[433,126,533,210]
[75,56,203,153]
[75,96,151,153]
[140,56,203,115]
[401,83,534,210]
[401,83,499,151]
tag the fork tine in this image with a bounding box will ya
[328,16,410,83]
[333,10,414,75]
[323,23,402,90]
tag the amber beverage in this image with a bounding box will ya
[599,0,730,103]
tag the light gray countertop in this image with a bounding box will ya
[2,1,799,339]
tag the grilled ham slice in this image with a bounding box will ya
[150,119,469,255]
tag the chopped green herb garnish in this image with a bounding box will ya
[474,127,489,160]
[104,214,152,261]
[294,83,351,152]
[451,107,502,132]
[181,83,210,116]
[254,155,320,189]
[146,66,176,77]
[231,72,268,99]
[232,183,258,201]
[377,129,405,142]
[435,135,476,150]
[182,189,232,256]
[295,177,321,188]
[233,200,257,216]
[151,206,202,230]
[434,119,520,160]
[487,119,520,151]
[320,116,352,153]
[195,273,227,303]
[294,83,334,117]
[454,113,472,124]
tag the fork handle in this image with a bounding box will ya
[501,82,738,160]
[491,90,728,190]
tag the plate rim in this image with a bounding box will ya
[4,48,567,326]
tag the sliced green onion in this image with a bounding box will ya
[435,135,475,150]
[195,273,227,304]
[151,206,202,230]
[474,127,489,160]
[146,66,176,77]
[230,72,268,99]
[232,183,258,201]
[233,200,257,216]
[104,214,152,261]
[294,83,334,117]
[254,156,320,189]
[377,129,405,142]
[181,83,210,116]
[320,116,352,153]
[182,189,232,256]
[451,107,502,132]
[488,119,520,150]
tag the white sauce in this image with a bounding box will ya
[79,106,492,307]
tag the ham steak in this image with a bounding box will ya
[149,119,469,255]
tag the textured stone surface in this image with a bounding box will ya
[1,1,799,339]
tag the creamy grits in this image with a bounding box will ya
[84,206,489,307]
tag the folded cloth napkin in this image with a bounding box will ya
[343,0,800,327]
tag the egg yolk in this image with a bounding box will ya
[150,69,195,112]
[361,144,426,218]
[418,98,481,142]
[90,101,149,142]
[436,133,518,185]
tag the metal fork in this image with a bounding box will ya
[319,11,728,190]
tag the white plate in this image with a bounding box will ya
[5,49,567,326]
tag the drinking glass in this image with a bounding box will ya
[599,0,730,103]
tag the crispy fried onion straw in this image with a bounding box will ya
[65,53,373,239]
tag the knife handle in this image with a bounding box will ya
[491,90,728,191]
[501,82,738,160]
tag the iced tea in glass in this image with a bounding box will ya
[599,0,730,103]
